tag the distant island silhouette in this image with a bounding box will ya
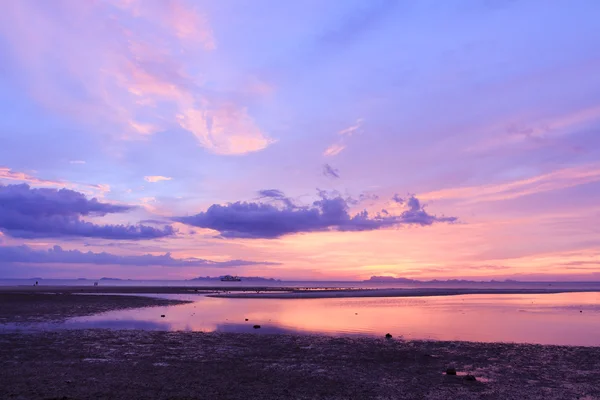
[366,276,520,283]
[188,276,281,282]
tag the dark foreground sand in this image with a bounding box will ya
[1,293,599,399]
[1,330,600,400]
[0,293,190,324]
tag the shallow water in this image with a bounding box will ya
[6,292,600,346]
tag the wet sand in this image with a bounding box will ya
[2,292,600,399]
[0,293,190,324]
[1,284,599,299]
[1,330,600,400]
[207,287,600,299]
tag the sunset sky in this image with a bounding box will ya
[1,0,599,281]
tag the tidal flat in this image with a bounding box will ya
[1,292,599,399]
[1,330,600,400]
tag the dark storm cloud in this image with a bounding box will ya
[0,184,174,240]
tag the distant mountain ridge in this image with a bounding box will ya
[366,276,519,283]
[367,276,419,283]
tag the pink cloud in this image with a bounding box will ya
[422,163,600,203]
[0,167,110,198]
[338,118,364,136]
[466,105,600,153]
[0,167,64,187]
[0,0,272,155]
[323,118,363,157]
[177,106,275,155]
[112,0,216,49]
[323,143,346,156]
[144,176,172,183]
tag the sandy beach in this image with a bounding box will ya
[0,292,599,399]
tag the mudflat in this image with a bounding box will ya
[1,330,600,400]
[1,292,599,399]
[0,293,190,324]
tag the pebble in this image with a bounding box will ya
[253,325,261,329]
[446,368,457,375]
[385,333,392,339]
[160,315,165,318]
[464,374,477,381]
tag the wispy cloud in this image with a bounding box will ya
[323,143,346,157]
[0,167,109,197]
[0,0,272,155]
[177,106,275,155]
[257,189,296,208]
[323,118,363,157]
[467,106,600,153]
[1,167,64,187]
[0,244,279,267]
[144,176,172,183]
[112,0,216,49]
[338,118,364,136]
[422,163,600,203]
[323,163,340,179]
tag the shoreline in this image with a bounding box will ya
[1,284,599,299]
[207,287,600,299]
[0,293,190,324]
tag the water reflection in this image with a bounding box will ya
[6,292,600,346]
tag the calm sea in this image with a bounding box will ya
[2,289,599,346]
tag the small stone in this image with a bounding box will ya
[446,368,457,375]
[245,318,249,321]
[464,374,477,381]
[253,325,261,329]
[385,333,392,339]
[160,315,165,318]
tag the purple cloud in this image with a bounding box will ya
[0,245,279,268]
[175,191,456,239]
[392,193,404,204]
[257,189,295,208]
[323,163,340,179]
[0,184,174,240]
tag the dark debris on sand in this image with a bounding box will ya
[1,330,599,400]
